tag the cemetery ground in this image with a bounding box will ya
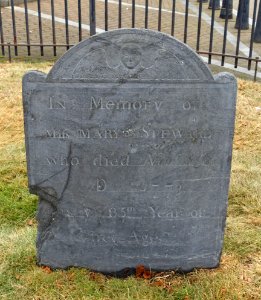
[0,60,260,300]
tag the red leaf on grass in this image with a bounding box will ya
[27,219,34,226]
[136,265,145,278]
[41,266,52,274]
[135,264,153,279]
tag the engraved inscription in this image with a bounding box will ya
[97,179,106,191]
[49,97,66,109]
[93,154,129,167]
[47,156,80,166]
[63,206,208,220]
[45,127,213,140]
[45,94,219,112]
[65,230,163,247]
[90,97,163,111]
[46,129,70,139]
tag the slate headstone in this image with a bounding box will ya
[23,29,237,273]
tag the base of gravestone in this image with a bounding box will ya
[36,263,220,277]
[208,0,220,10]
[253,37,261,43]
[235,23,249,30]
[254,26,261,43]
[219,10,233,19]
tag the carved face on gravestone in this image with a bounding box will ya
[120,43,142,69]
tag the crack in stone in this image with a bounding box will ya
[32,166,68,190]
[59,142,73,201]
[36,142,73,257]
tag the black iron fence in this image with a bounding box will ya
[0,0,260,80]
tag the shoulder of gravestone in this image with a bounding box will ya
[214,72,237,106]
[22,70,47,85]
[214,72,237,85]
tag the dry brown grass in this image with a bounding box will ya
[0,61,52,149]
[234,80,261,152]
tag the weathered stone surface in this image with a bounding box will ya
[23,29,237,273]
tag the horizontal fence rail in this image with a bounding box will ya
[0,0,260,80]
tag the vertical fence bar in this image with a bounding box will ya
[0,4,5,56]
[254,57,259,81]
[184,0,189,43]
[208,0,216,64]
[37,0,44,56]
[158,0,162,31]
[78,0,82,41]
[145,0,148,29]
[171,0,176,36]
[118,0,122,28]
[51,0,57,56]
[24,0,31,56]
[221,0,229,66]
[64,0,69,50]
[105,0,108,31]
[132,0,135,28]
[248,0,258,70]
[10,0,18,56]
[89,0,96,36]
[8,43,11,62]
[196,0,203,51]
[235,0,243,68]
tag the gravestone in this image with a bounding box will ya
[23,29,237,273]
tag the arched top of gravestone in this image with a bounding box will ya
[47,29,214,82]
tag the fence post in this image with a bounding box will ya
[209,0,220,10]
[235,0,249,30]
[220,0,233,19]
[254,2,261,42]
[89,0,96,36]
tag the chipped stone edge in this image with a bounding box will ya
[22,71,58,258]
[22,71,47,191]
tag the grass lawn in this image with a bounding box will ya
[0,60,260,299]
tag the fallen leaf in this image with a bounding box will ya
[27,219,34,226]
[143,269,153,279]
[136,264,145,278]
[135,265,154,279]
[41,266,52,274]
